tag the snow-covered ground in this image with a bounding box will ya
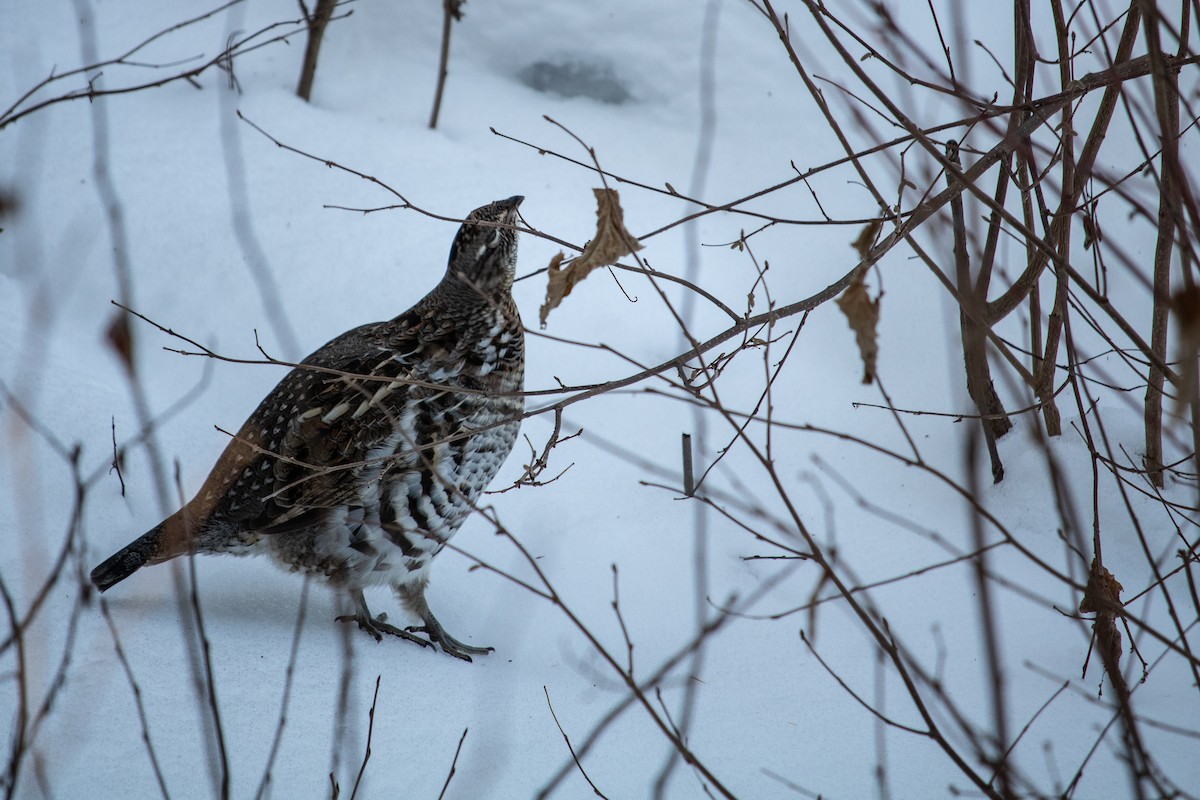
[3,1,1198,797]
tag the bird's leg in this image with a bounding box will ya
[397,580,493,662]
[337,589,434,651]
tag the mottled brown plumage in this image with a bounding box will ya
[92,196,526,660]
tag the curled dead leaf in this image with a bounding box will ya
[0,187,17,220]
[106,311,135,375]
[1081,559,1124,671]
[1079,560,1123,614]
[1081,214,1103,250]
[539,188,642,327]
[1172,285,1200,350]
[850,219,882,259]
[836,277,881,384]
[1092,615,1123,671]
[1172,286,1200,413]
[539,251,569,327]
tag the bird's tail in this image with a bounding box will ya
[91,523,166,592]
[91,511,195,592]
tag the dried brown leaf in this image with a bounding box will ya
[1079,560,1123,614]
[850,219,882,259]
[1081,560,1124,669]
[1081,214,1102,250]
[1171,286,1200,413]
[538,188,642,327]
[1172,285,1200,348]
[836,277,881,384]
[539,251,569,327]
[0,188,17,220]
[106,311,135,374]
[1093,615,1123,670]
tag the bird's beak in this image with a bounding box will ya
[500,195,524,224]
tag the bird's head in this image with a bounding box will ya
[445,195,523,296]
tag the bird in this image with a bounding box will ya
[91,196,526,661]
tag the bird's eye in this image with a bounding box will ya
[488,229,503,247]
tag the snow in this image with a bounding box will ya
[2,0,1198,798]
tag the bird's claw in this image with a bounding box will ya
[337,613,435,650]
[407,623,494,662]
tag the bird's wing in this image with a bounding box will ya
[199,314,442,530]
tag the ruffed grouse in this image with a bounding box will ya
[92,196,526,661]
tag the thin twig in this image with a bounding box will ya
[348,675,381,800]
[435,728,469,800]
[544,687,609,798]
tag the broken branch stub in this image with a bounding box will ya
[539,188,642,327]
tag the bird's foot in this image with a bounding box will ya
[336,612,435,651]
[409,613,494,662]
